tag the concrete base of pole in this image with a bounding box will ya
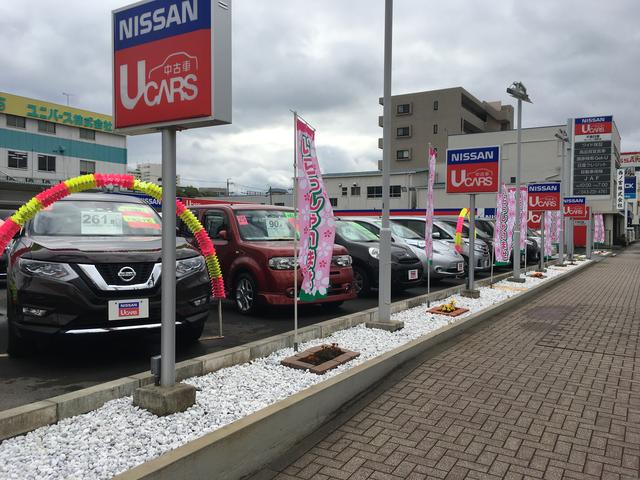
[460,289,480,299]
[506,276,526,284]
[133,383,196,416]
[365,321,404,332]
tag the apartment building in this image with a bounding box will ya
[131,162,181,186]
[378,87,513,176]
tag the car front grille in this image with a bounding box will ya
[95,263,155,286]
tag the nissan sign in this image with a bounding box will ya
[528,182,560,211]
[446,146,500,194]
[563,196,587,219]
[112,0,231,134]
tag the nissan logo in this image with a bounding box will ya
[117,267,136,282]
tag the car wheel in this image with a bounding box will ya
[352,266,370,297]
[179,318,205,344]
[235,273,258,314]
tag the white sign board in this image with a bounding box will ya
[616,168,625,210]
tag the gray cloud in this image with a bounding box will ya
[2,0,639,190]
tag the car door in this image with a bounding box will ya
[203,210,232,273]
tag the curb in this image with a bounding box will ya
[0,260,590,442]
[111,260,596,480]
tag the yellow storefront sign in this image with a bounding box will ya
[0,91,113,133]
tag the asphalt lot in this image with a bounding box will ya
[0,269,507,411]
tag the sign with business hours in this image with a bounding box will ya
[572,116,613,198]
[624,176,637,200]
[528,182,560,211]
[112,0,231,134]
[616,169,625,209]
[446,146,500,194]
[563,196,587,219]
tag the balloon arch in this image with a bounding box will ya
[0,173,225,299]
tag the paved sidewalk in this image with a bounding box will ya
[255,248,640,480]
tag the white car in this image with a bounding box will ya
[337,217,465,280]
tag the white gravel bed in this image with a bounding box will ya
[0,259,590,480]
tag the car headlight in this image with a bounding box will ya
[19,259,78,281]
[268,256,297,270]
[368,247,379,259]
[176,256,205,278]
[331,255,352,267]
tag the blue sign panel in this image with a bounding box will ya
[563,196,586,205]
[624,176,637,199]
[446,146,500,165]
[528,182,560,193]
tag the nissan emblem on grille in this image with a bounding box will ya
[117,266,136,282]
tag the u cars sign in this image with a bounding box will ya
[446,146,500,194]
[528,182,560,211]
[112,0,231,134]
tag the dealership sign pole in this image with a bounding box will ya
[528,182,560,272]
[113,0,231,391]
[446,146,500,296]
[624,175,636,239]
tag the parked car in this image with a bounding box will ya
[0,208,15,281]
[333,219,423,296]
[6,193,211,356]
[185,204,355,314]
[475,218,541,264]
[391,216,491,272]
[338,217,464,280]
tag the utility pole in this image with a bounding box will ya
[226,178,232,196]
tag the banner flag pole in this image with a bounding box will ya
[218,299,223,338]
[292,110,299,352]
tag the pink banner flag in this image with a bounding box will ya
[508,186,528,250]
[296,118,335,301]
[544,211,553,257]
[494,184,511,263]
[424,147,437,259]
[594,214,605,243]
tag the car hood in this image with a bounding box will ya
[20,236,199,263]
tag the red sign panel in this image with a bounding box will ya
[564,203,588,219]
[574,120,612,136]
[446,146,500,194]
[528,211,542,229]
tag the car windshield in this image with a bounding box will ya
[476,221,494,237]
[235,209,297,241]
[30,200,162,236]
[368,220,423,240]
[336,221,379,242]
[436,221,457,239]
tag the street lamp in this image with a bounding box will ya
[554,129,569,265]
[507,81,532,283]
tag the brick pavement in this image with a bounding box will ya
[254,247,640,480]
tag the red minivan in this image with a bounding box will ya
[186,204,356,314]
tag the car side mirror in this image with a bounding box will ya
[218,230,228,240]
[432,231,440,239]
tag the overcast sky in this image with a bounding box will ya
[1,1,638,192]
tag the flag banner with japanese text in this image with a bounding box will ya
[544,211,553,257]
[494,184,511,263]
[550,211,561,243]
[424,147,437,259]
[296,118,335,301]
[508,186,528,250]
[594,214,605,243]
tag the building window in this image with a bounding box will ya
[396,103,411,115]
[38,120,56,134]
[351,185,361,196]
[396,126,410,138]
[6,114,26,129]
[433,100,439,111]
[433,124,438,134]
[329,197,338,207]
[510,177,516,183]
[367,186,383,198]
[341,186,348,196]
[396,149,411,161]
[390,185,402,198]
[79,128,95,140]
[38,154,56,172]
[79,160,95,175]
[8,151,28,169]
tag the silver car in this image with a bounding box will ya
[390,216,492,272]
[338,217,465,279]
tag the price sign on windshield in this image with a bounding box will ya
[81,211,123,235]
[265,217,290,238]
